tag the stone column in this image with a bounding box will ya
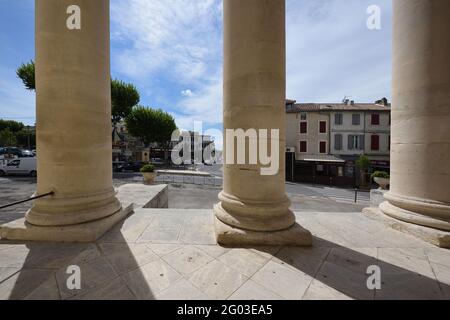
[214,0,312,246]
[26,0,123,229]
[380,0,450,234]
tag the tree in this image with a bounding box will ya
[16,61,140,123]
[0,129,17,147]
[111,79,140,124]
[0,120,24,133]
[356,154,371,187]
[125,107,177,147]
[15,130,36,149]
[16,61,36,91]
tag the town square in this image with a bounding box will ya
[0,0,449,306]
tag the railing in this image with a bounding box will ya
[0,191,54,210]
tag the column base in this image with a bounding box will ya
[26,188,122,226]
[214,216,312,247]
[363,206,450,248]
[0,203,133,243]
[380,199,450,231]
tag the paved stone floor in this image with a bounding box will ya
[0,209,449,300]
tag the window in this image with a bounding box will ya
[335,113,343,125]
[371,114,380,125]
[352,114,361,126]
[300,141,307,153]
[319,121,327,134]
[348,135,365,150]
[319,141,327,154]
[335,134,343,151]
[300,121,308,134]
[300,113,307,121]
[388,135,391,151]
[371,135,380,151]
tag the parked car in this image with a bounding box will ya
[0,158,37,177]
[150,158,166,166]
[0,147,35,158]
[20,150,35,157]
[0,147,23,158]
[114,162,146,173]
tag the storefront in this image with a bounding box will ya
[292,155,355,187]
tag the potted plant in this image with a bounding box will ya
[140,164,156,184]
[371,171,390,190]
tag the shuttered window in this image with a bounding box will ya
[319,141,327,154]
[300,141,307,153]
[300,122,308,134]
[348,135,365,150]
[352,114,361,125]
[335,114,343,125]
[335,134,343,151]
[319,121,327,133]
[371,135,380,151]
[371,114,380,125]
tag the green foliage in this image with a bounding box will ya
[111,79,140,123]
[371,171,390,179]
[0,120,24,133]
[125,106,177,146]
[140,164,155,173]
[16,61,140,124]
[15,130,36,148]
[0,129,17,146]
[16,61,36,90]
[356,155,371,171]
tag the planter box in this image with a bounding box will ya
[142,172,156,184]
[374,177,390,190]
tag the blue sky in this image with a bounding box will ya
[0,0,392,148]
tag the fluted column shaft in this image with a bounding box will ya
[381,0,450,230]
[27,0,121,226]
[214,0,311,246]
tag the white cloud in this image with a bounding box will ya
[175,71,222,129]
[286,0,392,102]
[110,0,391,133]
[181,89,194,97]
[111,0,222,85]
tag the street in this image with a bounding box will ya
[0,167,368,225]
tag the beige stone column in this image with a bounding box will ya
[26,0,123,228]
[380,0,450,234]
[214,0,312,246]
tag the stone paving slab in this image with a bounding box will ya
[0,209,449,300]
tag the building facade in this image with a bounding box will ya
[286,100,391,186]
[286,103,330,158]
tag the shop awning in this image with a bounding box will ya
[297,155,346,163]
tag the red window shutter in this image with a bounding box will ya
[319,121,327,133]
[320,141,327,154]
[371,135,380,151]
[300,141,307,153]
[371,114,380,125]
[300,122,307,134]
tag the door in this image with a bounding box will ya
[6,160,20,174]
